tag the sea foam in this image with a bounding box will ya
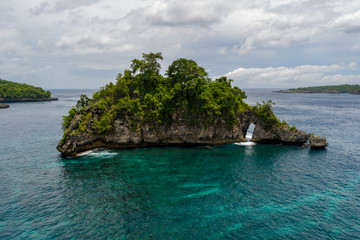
[235,142,256,146]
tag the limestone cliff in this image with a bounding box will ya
[252,124,309,144]
[57,110,312,157]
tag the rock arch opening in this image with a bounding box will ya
[245,123,256,141]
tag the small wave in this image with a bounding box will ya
[77,150,94,156]
[202,146,214,150]
[182,187,219,199]
[89,151,117,157]
[234,142,256,146]
[78,150,117,157]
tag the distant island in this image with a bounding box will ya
[0,79,58,102]
[275,84,360,94]
[57,53,327,157]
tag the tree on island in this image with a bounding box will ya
[61,52,285,143]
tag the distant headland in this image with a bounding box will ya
[0,79,58,103]
[274,84,360,94]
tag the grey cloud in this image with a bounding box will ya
[30,0,101,15]
[344,26,360,34]
[127,0,236,28]
[53,18,137,55]
[0,2,16,25]
[29,1,50,16]
[54,0,101,12]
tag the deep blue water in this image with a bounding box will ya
[0,89,359,239]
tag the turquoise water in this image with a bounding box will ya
[0,89,359,239]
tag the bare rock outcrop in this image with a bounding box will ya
[309,136,328,149]
[251,124,309,145]
[0,103,9,108]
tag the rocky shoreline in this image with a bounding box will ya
[0,97,58,102]
[57,110,326,157]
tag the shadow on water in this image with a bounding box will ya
[307,148,328,156]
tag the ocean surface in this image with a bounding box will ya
[0,89,359,239]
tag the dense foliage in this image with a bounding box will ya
[251,100,286,130]
[286,84,360,94]
[0,79,51,99]
[62,53,283,137]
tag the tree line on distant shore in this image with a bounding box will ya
[0,79,51,99]
[284,84,360,94]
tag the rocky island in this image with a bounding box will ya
[57,53,327,157]
[275,84,360,94]
[0,79,58,103]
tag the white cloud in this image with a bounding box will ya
[55,31,136,55]
[223,1,334,53]
[210,0,360,53]
[0,29,34,57]
[13,0,360,57]
[329,10,360,33]
[351,44,360,51]
[226,63,360,88]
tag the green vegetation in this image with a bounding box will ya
[0,79,51,99]
[62,53,286,136]
[280,84,360,94]
[252,100,288,130]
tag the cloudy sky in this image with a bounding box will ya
[1,0,360,89]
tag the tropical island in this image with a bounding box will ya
[275,84,360,94]
[57,53,327,157]
[0,79,58,102]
